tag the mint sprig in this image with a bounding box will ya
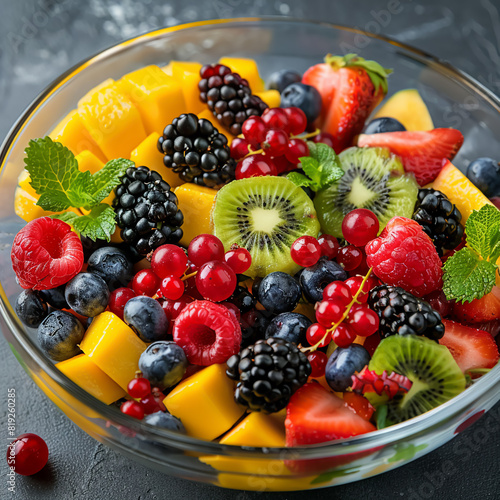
[443,204,500,302]
[286,141,344,192]
[24,137,133,241]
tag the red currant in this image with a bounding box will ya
[188,234,225,267]
[132,269,160,297]
[263,128,289,157]
[323,281,353,305]
[347,306,379,337]
[127,377,151,399]
[120,400,145,420]
[109,287,136,320]
[306,323,330,347]
[290,236,322,267]
[349,250,370,276]
[307,351,328,378]
[318,234,340,259]
[151,244,188,279]
[315,300,344,327]
[235,154,277,179]
[242,116,268,146]
[160,294,193,322]
[337,245,363,271]
[230,137,251,160]
[224,247,252,274]
[283,107,307,135]
[341,209,380,247]
[159,276,185,300]
[332,323,357,347]
[220,301,241,321]
[141,388,166,414]
[262,108,289,132]
[424,290,452,318]
[273,154,295,174]
[313,132,335,149]
[345,275,378,303]
[196,260,237,302]
[285,138,309,164]
[7,433,48,476]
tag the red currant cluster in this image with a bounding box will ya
[230,107,310,178]
[108,236,252,327]
[290,234,340,267]
[120,375,166,420]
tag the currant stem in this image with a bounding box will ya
[291,128,321,140]
[301,268,373,354]
[181,270,198,281]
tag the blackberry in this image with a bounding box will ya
[114,166,183,255]
[413,188,464,255]
[157,113,236,189]
[198,64,268,136]
[226,337,311,413]
[368,285,444,341]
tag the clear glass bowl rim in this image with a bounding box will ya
[1,16,499,460]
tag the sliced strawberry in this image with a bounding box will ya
[342,392,375,421]
[469,320,500,338]
[358,128,464,185]
[285,383,377,473]
[453,286,500,323]
[439,319,499,373]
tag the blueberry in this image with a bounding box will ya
[257,272,301,314]
[299,258,348,303]
[466,157,500,197]
[143,411,186,433]
[65,273,110,317]
[15,290,48,328]
[37,310,84,361]
[124,296,168,343]
[280,83,322,125]
[363,117,406,134]
[39,284,69,310]
[265,312,312,345]
[325,344,371,392]
[268,69,302,93]
[87,246,134,291]
[138,341,187,389]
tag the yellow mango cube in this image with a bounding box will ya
[77,78,116,107]
[17,170,37,198]
[164,364,245,440]
[220,412,285,447]
[80,311,147,390]
[163,61,204,115]
[219,57,265,92]
[174,183,217,247]
[49,109,107,162]
[256,90,281,109]
[130,133,184,188]
[78,85,147,160]
[119,65,187,135]
[56,354,126,405]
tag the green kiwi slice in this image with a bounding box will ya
[314,147,418,238]
[368,335,466,426]
[212,176,320,277]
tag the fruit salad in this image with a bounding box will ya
[9,53,500,462]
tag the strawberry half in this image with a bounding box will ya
[453,286,500,324]
[285,383,377,473]
[302,53,391,153]
[358,128,464,185]
[439,319,499,373]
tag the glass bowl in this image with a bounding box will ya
[1,18,499,492]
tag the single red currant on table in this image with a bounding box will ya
[7,433,49,476]
[342,209,380,247]
[291,236,322,267]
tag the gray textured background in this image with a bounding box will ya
[1,1,500,499]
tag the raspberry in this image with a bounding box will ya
[173,300,241,365]
[11,217,83,290]
[365,217,443,297]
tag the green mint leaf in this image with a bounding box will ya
[286,171,314,188]
[37,191,72,212]
[51,211,80,225]
[67,170,99,210]
[24,137,92,208]
[92,158,134,204]
[305,141,343,189]
[71,204,117,242]
[300,156,322,189]
[466,204,500,262]
[376,404,388,430]
[443,247,497,303]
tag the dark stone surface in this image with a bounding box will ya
[1,1,500,498]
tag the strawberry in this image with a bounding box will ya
[342,392,375,421]
[439,319,499,373]
[302,54,391,153]
[358,128,464,185]
[452,286,500,323]
[285,383,377,473]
